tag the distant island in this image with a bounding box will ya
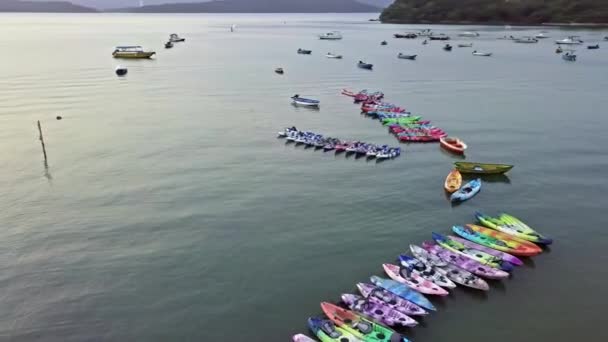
[381,0,608,25]
[0,0,96,12]
[111,0,381,13]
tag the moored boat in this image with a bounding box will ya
[458,31,480,37]
[476,212,553,245]
[357,61,373,70]
[169,33,185,42]
[444,169,462,193]
[440,136,467,154]
[356,283,428,316]
[382,263,449,296]
[292,333,316,342]
[275,67,284,74]
[164,41,174,49]
[430,33,450,40]
[112,46,156,59]
[291,94,319,107]
[443,44,452,51]
[422,241,510,279]
[562,51,577,61]
[306,317,359,342]
[514,36,538,43]
[319,31,342,40]
[394,33,417,39]
[325,52,343,59]
[555,36,583,45]
[450,178,481,203]
[454,161,514,174]
[587,44,599,50]
[535,32,550,39]
[453,225,542,256]
[340,294,418,328]
[381,40,388,46]
[472,50,492,56]
[115,66,128,76]
[458,43,473,48]
[432,232,514,271]
[397,53,417,60]
[297,48,312,54]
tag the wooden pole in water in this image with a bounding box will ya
[37,120,48,165]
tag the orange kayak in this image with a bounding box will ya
[466,224,542,255]
[444,169,462,193]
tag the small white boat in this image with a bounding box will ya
[555,36,583,45]
[472,51,492,57]
[458,31,479,37]
[535,32,550,39]
[325,53,343,59]
[514,36,538,44]
[397,53,417,60]
[429,33,450,41]
[458,43,473,48]
[291,94,320,107]
[562,51,577,61]
[319,31,342,40]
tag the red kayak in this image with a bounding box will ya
[440,136,468,155]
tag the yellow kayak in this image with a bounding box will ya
[444,169,462,193]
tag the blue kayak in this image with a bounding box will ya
[370,275,436,311]
[450,178,481,202]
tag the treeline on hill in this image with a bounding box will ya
[380,0,608,24]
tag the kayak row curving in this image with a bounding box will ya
[277,127,401,160]
[293,212,552,341]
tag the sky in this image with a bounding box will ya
[38,0,393,10]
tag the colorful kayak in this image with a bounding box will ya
[409,245,489,290]
[382,117,422,125]
[357,283,428,316]
[476,212,553,245]
[307,317,362,342]
[449,235,524,266]
[422,242,510,279]
[432,232,514,272]
[370,276,436,311]
[450,178,481,202]
[454,162,514,174]
[383,263,449,296]
[320,302,409,342]
[293,333,318,342]
[444,169,462,193]
[453,225,541,256]
[397,255,457,288]
[440,136,467,155]
[341,294,418,327]
[465,224,543,255]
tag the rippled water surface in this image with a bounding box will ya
[1,13,608,342]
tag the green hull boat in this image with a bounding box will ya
[454,162,514,174]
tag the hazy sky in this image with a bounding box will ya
[41,0,392,10]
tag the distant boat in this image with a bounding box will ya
[230,24,236,32]
[319,31,342,40]
[380,40,388,46]
[394,33,417,39]
[291,94,319,107]
[458,43,473,48]
[115,66,128,76]
[555,36,583,45]
[454,162,514,174]
[458,31,479,37]
[418,29,433,37]
[422,39,428,45]
[562,52,577,61]
[556,46,563,54]
[397,53,417,60]
[169,33,185,42]
[430,34,450,41]
[357,61,373,70]
[588,44,599,50]
[112,46,155,59]
[297,48,312,55]
[325,52,343,59]
[535,32,550,39]
[275,67,284,74]
[443,44,452,51]
[514,37,539,44]
[165,41,173,49]
[472,50,492,57]
[369,18,380,22]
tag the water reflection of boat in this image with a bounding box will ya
[462,174,511,184]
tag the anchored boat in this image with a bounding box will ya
[112,46,156,59]
[454,162,514,174]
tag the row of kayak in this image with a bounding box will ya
[277,127,402,159]
[293,213,552,341]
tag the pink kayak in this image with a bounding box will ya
[341,89,356,97]
[292,334,316,342]
[422,242,510,279]
[383,263,449,296]
[398,135,444,142]
[449,235,524,266]
[357,283,428,316]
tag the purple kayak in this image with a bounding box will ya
[341,294,418,327]
[423,241,510,279]
[356,283,427,316]
[449,235,524,266]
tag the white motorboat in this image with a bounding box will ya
[472,51,492,57]
[458,31,479,37]
[514,36,539,43]
[291,94,320,107]
[555,36,583,45]
[325,53,343,59]
[397,53,417,60]
[319,31,342,40]
[535,32,550,39]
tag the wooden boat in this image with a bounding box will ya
[444,169,462,193]
[454,162,514,174]
[112,46,155,59]
[398,53,417,60]
[440,136,467,155]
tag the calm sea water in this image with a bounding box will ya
[1,13,608,342]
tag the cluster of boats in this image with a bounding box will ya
[445,162,514,202]
[277,127,402,160]
[111,33,186,76]
[293,212,552,342]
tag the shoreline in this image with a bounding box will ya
[381,19,608,28]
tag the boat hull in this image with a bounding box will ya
[454,162,513,174]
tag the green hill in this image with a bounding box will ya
[380,0,608,24]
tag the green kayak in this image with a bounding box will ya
[381,116,422,125]
[454,162,514,174]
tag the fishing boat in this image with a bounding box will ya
[535,32,550,39]
[397,53,417,60]
[454,161,514,174]
[275,67,284,74]
[555,36,583,45]
[588,44,599,50]
[357,61,373,70]
[297,48,312,55]
[443,44,453,51]
[325,52,343,59]
[458,43,473,48]
[169,33,185,42]
[562,52,577,61]
[440,136,467,154]
[164,41,174,49]
[472,50,492,56]
[112,46,156,59]
[394,33,417,39]
[319,31,342,40]
[458,31,479,37]
[514,36,538,43]
[380,40,388,46]
[444,169,462,193]
[450,178,481,202]
[115,66,128,76]
[430,34,450,41]
[291,95,319,107]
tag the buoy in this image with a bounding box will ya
[115,66,128,76]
